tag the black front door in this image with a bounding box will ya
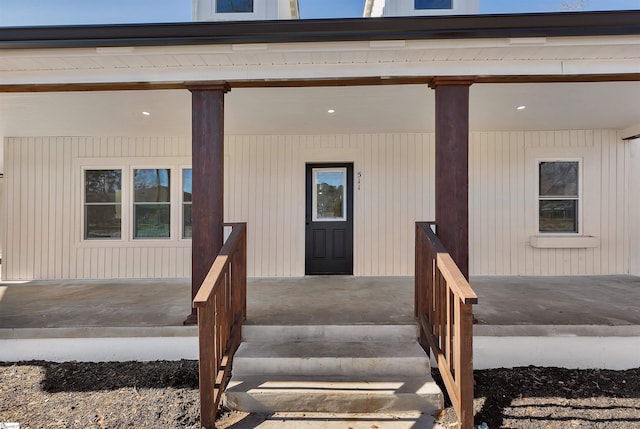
[305,163,354,275]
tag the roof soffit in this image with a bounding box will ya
[1,34,640,86]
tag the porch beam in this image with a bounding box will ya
[429,76,475,280]
[3,73,640,93]
[185,81,230,325]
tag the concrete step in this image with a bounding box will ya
[232,341,430,377]
[223,375,444,414]
[242,324,419,343]
[217,411,438,428]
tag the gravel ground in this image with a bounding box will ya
[1,361,639,429]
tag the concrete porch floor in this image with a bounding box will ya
[1,275,640,330]
[1,275,639,367]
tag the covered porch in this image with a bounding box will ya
[2,12,640,429]
[1,274,638,360]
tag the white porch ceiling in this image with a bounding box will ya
[1,82,639,139]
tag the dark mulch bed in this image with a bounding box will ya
[1,361,639,428]
[434,366,640,428]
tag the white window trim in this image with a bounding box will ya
[81,166,129,242]
[414,0,453,11]
[180,165,193,240]
[75,157,192,248]
[209,0,266,20]
[131,165,175,241]
[531,156,599,249]
[385,0,478,16]
[525,145,600,250]
[536,157,583,235]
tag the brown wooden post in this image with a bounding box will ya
[185,82,230,325]
[429,77,475,280]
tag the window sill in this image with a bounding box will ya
[77,239,192,248]
[530,235,599,249]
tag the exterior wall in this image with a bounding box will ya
[469,130,629,276]
[226,134,435,277]
[365,0,479,17]
[193,0,297,21]
[1,134,434,280]
[2,137,193,281]
[1,130,629,281]
[0,176,3,260]
[630,138,640,276]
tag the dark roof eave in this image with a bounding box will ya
[1,10,640,50]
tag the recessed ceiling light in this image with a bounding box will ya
[327,109,335,114]
[517,105,526,110]
[142,111,151,116]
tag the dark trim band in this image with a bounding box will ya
[2,74,640,93]
[1,11,640,50]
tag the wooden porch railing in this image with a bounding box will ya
[193,223,247,429]
[415,222,478,429]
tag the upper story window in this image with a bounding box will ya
[216,0,253,13]
[538,161,579,233]
[415,0,453,10]
[84,169,122,240]
[133,169,171,239]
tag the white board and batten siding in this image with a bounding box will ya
[1,134,434,280]
[469,129,629,276]
[1,137,192,281]
[1,130,631,280]
[629,138,640,276]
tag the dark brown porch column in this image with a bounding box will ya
[429,77,475,280]
[184,82,230,325]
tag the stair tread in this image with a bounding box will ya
[234,341,428,359]
[223,374,444,413]
[242,324,418,343]
[226,374,441,394]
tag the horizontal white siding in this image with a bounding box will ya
[1,130,630,280]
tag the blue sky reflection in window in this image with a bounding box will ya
[415,0,453,9]
[217,0,253,13]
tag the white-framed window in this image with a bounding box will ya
[538,159,581,234]
[133,168,171,239]
[415,0,453,9]
[79,160,191,244]
[216,0,253,13]
[182,168,193,239]
[84,169,122,240]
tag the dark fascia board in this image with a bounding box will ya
[1,11,640,50]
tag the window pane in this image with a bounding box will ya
[134,204,171,238]
[85,205,121,239]
[539,162,578,197]
[183,169,192,203]
[415,0,453,9]
[85,170,121,203]
[216,0,253,13]
[539,200,578,233]
[183,204,192,239]
[314,170,346,220]
[134,169,170,203]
